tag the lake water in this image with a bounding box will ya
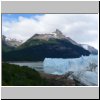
[10,62,44,72]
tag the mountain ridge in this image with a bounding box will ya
[81,44,98,55]
[2,29,91,61]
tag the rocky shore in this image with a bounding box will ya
[39,72,75,86]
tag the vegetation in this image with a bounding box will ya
[18,39,58,49]
[2,63,49,86]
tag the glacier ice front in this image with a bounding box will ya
[73,71,98,86]
[43,55,98,74]
[43,55,98,85]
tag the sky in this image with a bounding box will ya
[2,14,98,49]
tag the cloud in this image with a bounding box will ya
[2,14,98,49]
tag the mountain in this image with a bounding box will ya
[18,29,80,49]
[81,44,98,55]
[2,29,90,61]
[2,35,15,52]
[6,38,23,47]
[2,35,23,53]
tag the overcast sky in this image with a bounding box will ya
[2,14,98,49]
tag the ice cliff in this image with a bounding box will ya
[43,55,98,86]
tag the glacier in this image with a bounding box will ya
[73,71,98,86]
[43,55,98,86]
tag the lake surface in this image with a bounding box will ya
[10,62,44,72]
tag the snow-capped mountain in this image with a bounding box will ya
[6,38,23,47]
[81,44,98,55]
[2,35,15,52]
[30,29,80,46]
[31,29,66,40]
[2,29,90,61]
[2,35,23,47]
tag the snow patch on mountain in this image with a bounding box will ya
[82,44,88,50]
[2,35,23,47]
[81,44,98,55]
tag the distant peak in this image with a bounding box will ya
[31,29,66,40]
[54,29,63,34]
[53,29,66,39]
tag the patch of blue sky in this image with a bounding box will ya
[2,14,44,22]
